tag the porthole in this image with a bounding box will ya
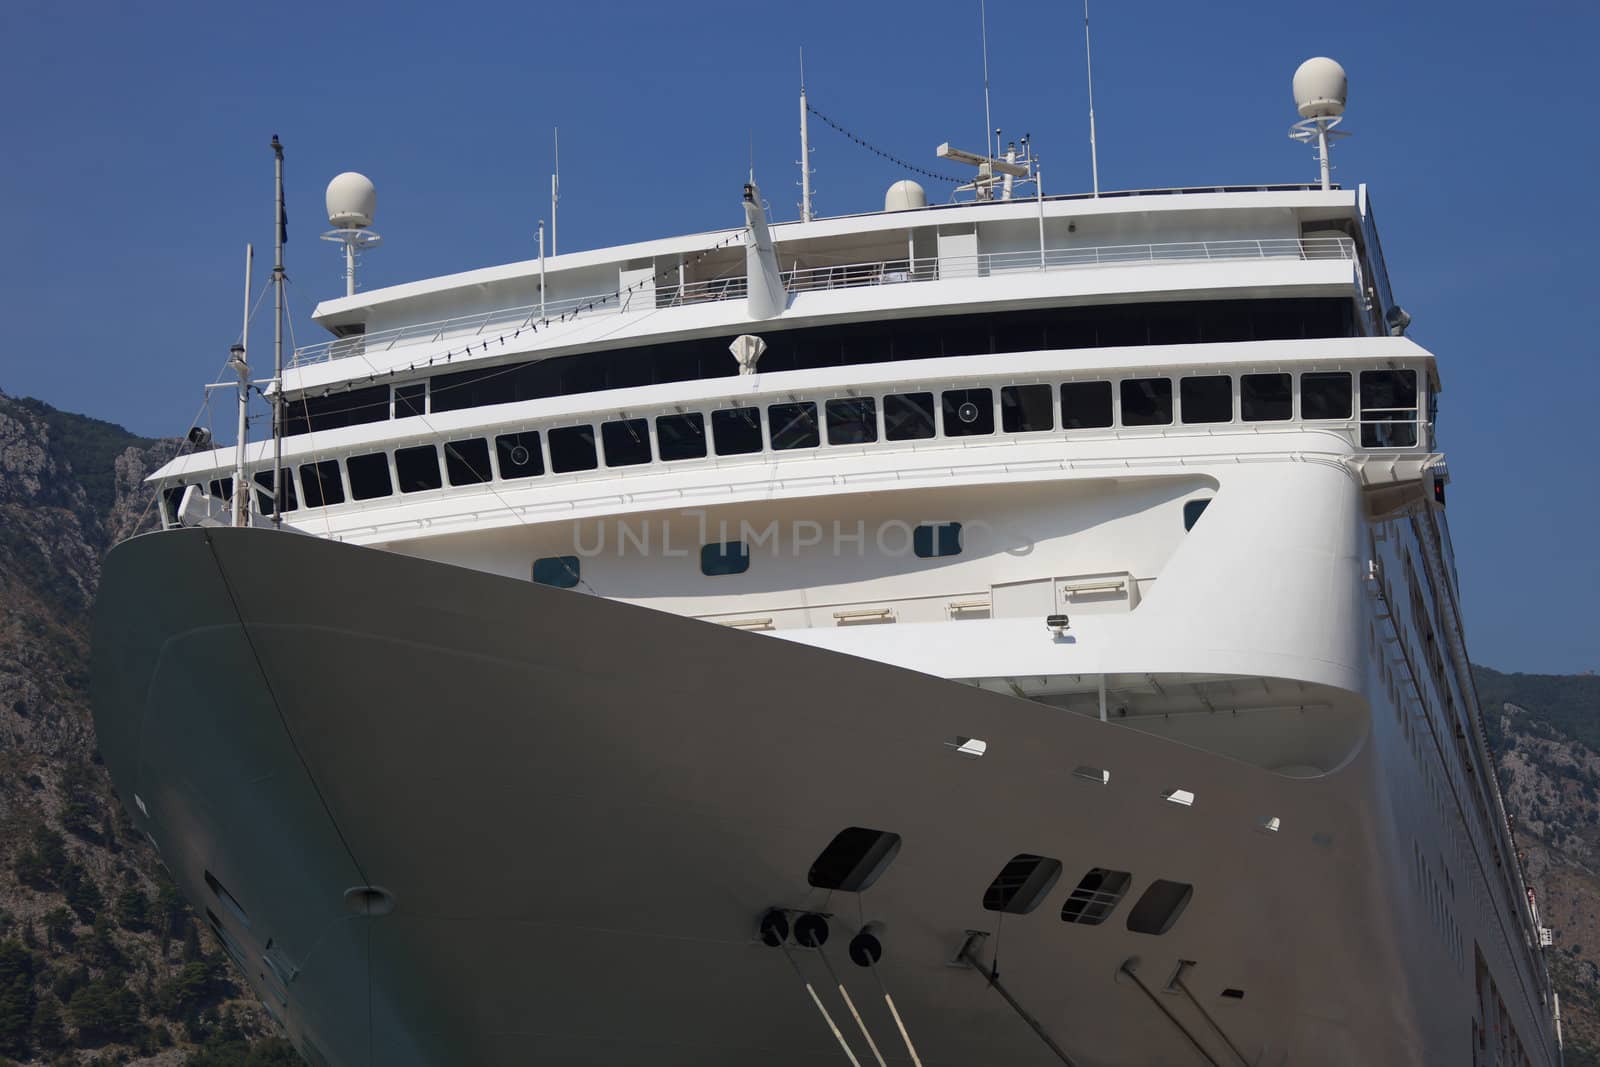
[1127,879,1193,935]
[1061,867,1132,925]
[982,854,1063,915]
[532,556,581,589]
[807,827,902,892]
[700,541,750,576]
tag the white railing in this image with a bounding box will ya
[292,237,1354,367]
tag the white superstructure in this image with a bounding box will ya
[92,61,1558,1066]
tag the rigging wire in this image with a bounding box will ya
[803,103,964,185]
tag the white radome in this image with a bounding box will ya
[1293,57,1347,119]
[884,179,927,212]
[326,171,376,229]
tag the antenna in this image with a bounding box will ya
[270,136,286,527]
[798,48,814,222]
[551,126,561,256]
[1083,0,1100,196]
[320,172,382,298]
[1288,57,1349,191]
[979,0,994,160]
[229,244,253,528]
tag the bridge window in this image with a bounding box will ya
[253,468,298,512]
[1061,380,1113,429]
[655,413,707,461]
[826,397,878,444]
[712,407,763,455]
[942,388,994,436]
[532,556,581,588]
[884,392,936,440]
[700,541,750,576]
[495,431,544,479]
[1241,373,1293,421]
[1120,378,1173,426]
[1360,369,1419,448]
[444,438,492,485]
[769,402,820,450]
[394,383,426,418]
[395,445,442,493]
[346,453,393,500]
[1301,371,1352,420]
[1001,384,1054,432]
[548,425,599,472]
[299,460,344,508]
[914,522,963,559]
[1180,375,1233,424]
[601,418,652,467]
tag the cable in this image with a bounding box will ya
[805,103,964,185]
[1117,961,1222,1067]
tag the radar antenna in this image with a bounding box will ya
[1287,57,1350,191]
[320,172,382,298]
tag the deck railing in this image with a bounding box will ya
[291,236,1355,366]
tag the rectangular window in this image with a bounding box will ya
[1120,378,1173,426]
[769,402,820,450]
[444,438,492,486]
[299,460,344,508]
[346,453,393,500]
[700,541,751,576]
[884,392,936,440]
[548,425,599,472]
[913,522,963,559]
[161,485,187,526]
[712,407,763,455]
[1183,499,1211,530]
[601,418,652,467]
[1301,372,1352,420]
[655,413,707,461]
[1061,381,1113,429]
[532,556,580,588]
[495,432,544,479]
[1180,375,1233,424]
[1241,373,1293,421]
[942,388,994,436]
[1360,369,1419,448]
[395,445,442,493]
[394,383,426,418]
[1001,384,1054,432]
[208,477,234,502]
[826,397,878,444]
[252,469,298,513]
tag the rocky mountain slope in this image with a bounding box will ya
[0,389,295,1065]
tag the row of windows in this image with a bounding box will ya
[169,368,1410,521]
[283,298,1357,436]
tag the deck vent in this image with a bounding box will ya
[982,854,1063,915]
[947,736,988,759]
[807,827,902,892]
[1060,868,1133,925]
[1072,766,1111,785]
[1162,788,1196,807]
[1127,880,1194,936]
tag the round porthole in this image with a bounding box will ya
[509,445,531,466]
[344,885,395,916]
[958,402,981,424]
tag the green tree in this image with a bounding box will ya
[152,959,231,1024]
[114,886,150,932]
[30,997,64,1051]
[0,940,39,1060]
[81,917,122,970]
[67,977,141,1046]
[181,922,202,963]
[41,909,74,951]
[61,862,103,922]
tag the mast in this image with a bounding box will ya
[1083,0,1100,196]
[551,127,560,256]
[271,135,285,526]
[230,245,253,528]
[798,49,813,223]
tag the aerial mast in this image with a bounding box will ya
[798,49,813,223]
[1083,0,1100,196]
[1288,57,1349,191]
[551,127,561,256]
[271,136,286,527]
[229,245,253,528]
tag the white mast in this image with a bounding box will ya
[798,49,813,223]
[538,219,547,319]
[551,127,561,256]
[1083,0,1100,196]
[1288,57,1349,191]
[270,136,285,526]
[979,0,994,160]
[230,244,253,528]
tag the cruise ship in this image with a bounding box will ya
[90,58,1560,1065]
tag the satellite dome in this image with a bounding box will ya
[1293,57,1347,119]
[884,179,927,212]
[326,172,376,229]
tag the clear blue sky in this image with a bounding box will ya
[1,0,1594,673]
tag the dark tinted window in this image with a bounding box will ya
[161,485,187,525]
[1120,378,1173,426]
[1241,373,1293,421]
[913,522,962,558]
[712,407,763,455]
[1001,384,1054,432]
[495,432,544,478]
[700,541,750,576]
[769,402,820,450]
[208,477,234,502]
[1301,372,1353,420]
[532,556,580,588]
[826,398,878,444]
[1180,375,1232,424]
[601,418,651,467]
[1360,369,1419,448]
[299,460,344,508]
[656,413,707,461]
[252,469,297,513]
[1061,381,1114,429]
[1183,499,1211,530]
[548,425,598,472]
[394,383,426,418]
[346,453,392,500]
[444,438,492,486]
[395,445,442,492]
[942,388,993,436]
[284,384,389,436]
[884,392,936,440]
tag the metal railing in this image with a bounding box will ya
[291,236,1354,367]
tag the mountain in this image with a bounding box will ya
[0,389,297,1066]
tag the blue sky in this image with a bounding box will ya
[1,0,1595,673]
